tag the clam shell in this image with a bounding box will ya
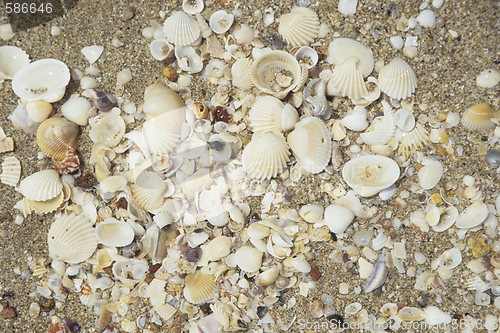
[20,169,63,201]
[242,131,290,180]
[37,117,79,161]
[95,218,135,247]
[209,10,234,34]
[99,175,127,193]
[294,46,318,69]
[205,236,232,261]
[461,103,495,131]
[394,108,415,132]
[249,50,301,99]
[398,307,426,322]
[291,257,311,273]
[0,46,30,80]
[61,96,91,126]
[287,116,332,174]
[327,38,374,78]
[150,39,174,61]
[360,101,396,146]
[235,246,263,273]
[398,123,428,159]
[456,201,489,229]
[278,7,320,47]
[231,58,254,90]
[342,155,400,197]
[329,57,368,100]
[1,156,21,187]
[439,248,462,269]
[183,270,217,304]
[12,59,70,103]
[48,213,98,264]
[143,84,186,119]
[378,57,417,100]
[281,104,299,132]
[154,303,177,321]
[432,206,458,232]
[27,190,65,214]
[315,204,355,234]
[26,101,52,123]
[248,96,285,133]
[257,266,281,286]
[247,222,271,240]
[163,11,201,46]
[418,159,443,189]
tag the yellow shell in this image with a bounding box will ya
[193,101,208,119]
[36,117,78,161]
[461,102,495,131]
[183,270,216,304]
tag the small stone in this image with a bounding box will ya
[75,172,96,188]
[122,6,135,21]
[0,211,10,221]
[184,246,202,262]
[310,299,324,318]
[309,265,321,281]
[40,297,55,312]
[429,193,443,204]
[0,305,16,319]
[468,237,491,258]
[115,197,127,210]
[48,323,66,333]
[256,306,267,319]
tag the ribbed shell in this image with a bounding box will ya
[418,160,443,190]
[26,101,52,123]
[281,104,300,132]
[0,46,31,79]
[47,213,98,264]
[143,84,186,118]
[27,190,65,214]
[329,57,368,100]
[163,11,201,46]
[398,123,428,159]
[1,156,21,187]
[242,132,291,180]
[287,117,332,174]
[278,7,320,47]
[461,103,496,131]
[154,303,177,321]
[235,246,263,273]
[231,58,254,90]
[248,96,285,133]
[378,57,417,100]
[183,270,216,304]
[61,96,91,126]
[36,117,79,161]
[327,38,374,78]
[360,101,395,146]
[20,169,63,201]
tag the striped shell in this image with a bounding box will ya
[27,190,65,214]
[20,169,63,201]
[235,246,263,273]
[231,58,254,90]
[398,123,428,159]
[154,303,177,321]
[329,57,368,100]
[360,101,396,146]
[1,156,21,187]
[378,57,417,100]
[26,101,52,123]
[61,96,91,126]
[163,11,201,46]
[461,103,496,131]
[248,96,285,133]
[132,171,171,212]
[327,38,374,78]
[0,46,30,80]
[418,159,443,190]
[183,270,217,304]
[278,7,320,47]
[36,117,78,161]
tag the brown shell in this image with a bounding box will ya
[37,117,79,161]
[52,147,80,174]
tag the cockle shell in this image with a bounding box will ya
[314,204,355,234]
[288,116,332,174]
[163,11,201,46]
[183,270,217,304]
[303,78,330,118]
[242,131,291,180]
[278,7,320,47]
[249,50,301,99]
[20,169,63,201]
[360,101,396,146]
[143,84,186,118]
[154,303,177,322]
[61,96,91,126]
[209,10,234,34]
[342,155,400,197]
[231,58,254,90]
[327,38,374,78]
[36,117,78,161]
[0,46,30,80]
[257,266,281,286]
[455,201,489,229]
[378,57,417,100]
[26,101,53,123]
[48,213,98,264]
[1,156,21,187]
[281,104,300,132]
[235,246,263,273]
[461,103,496,131]
[328,57,368,100]
[418,159,443,189]
[132,171,173,212]
[248,96,285,133]
[398,123,428,159]
[27,189,65,214]
[95,218,135,247]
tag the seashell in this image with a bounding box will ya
[36,117,78,161]
[143,84,186,119]
[327,38,374,78]
[394,108,415,132]
[1,156,21,187]
[278,7,320,47]
[461,103,495,131]
[299,204,324,223]
[61,96,91,126]
[177,137,207,158]
[281,104,300,132]
[288,117,332,174]
[439,248,462,269]
[20,169,63,201]
[398,307,426,322]
[81,45,103,64]
[154,303,177,321]
[364,254,388,293]
[95,218,135,247]
[476,68,500,88]
[294,46,318,69]
[99,175,127,194]
[182,0,204,15]
[235,246,263,273]
[432,206,458,232]
[26,101,52,123]
[303,78,330,118]
[132,171,172,212]
[378,57,417,100]
[163,11,201,46]
[12,59,70,103]
[425,207,441,226]
[257,266,281,286]
[48,213,98,264]
[455,201,489,229]
[242,131,290,180]
[341,107,369,131]
[247,222,271,239]
[314,204,355,234]
[89,111,126,148]
[183,270,217,304]
[291,257,311,273]
[271,231,293,248]
[398,123,428,159]
[328,57,368,100]
[0,46,30,80]
[418,159,443,189]
[233,24,255,46]
[205,236,232,261]
[141,225,168,261]
[27,190,65,214]
[342,155,400,197]
[150,39,174,61]
[249,50,301,99]
[331,120,346,141]
[360,101,396,146]
[485,149,500,167]
[175,45,203,73]
[358,257,374,279]
[248,96,285,133]
[209,10,234,34]
[208,134,232,162]
[231,58,254,90]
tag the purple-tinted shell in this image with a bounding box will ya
[64,317,80,333]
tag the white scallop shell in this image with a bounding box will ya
[394,108,415,132]
[418,159,443,190]
[378,57,417,100]
[248,96,285,133]
[205,236,232,261]
[95,218,135,247]
[48,213,98,264]
[163,11,201,46]
[1,156,21,187]
[287,116,332,174]
[432,206,458,232]
[154,303,177,321]
[360,101,396,146]
[0,46,31,80]
[26,101,53,123]
[175,45,203,73]
[231,58,254,90]
[183,270,217,304]
[455,201,489,229]
[12,59,70,103]
[209,10,234,34]
[235,246,263,273]
[257,266,281,286]
[150,39,174,61]
[61,96,91,126]
[314,204,355,234]
[281,104,300,132]
[342,155,400,197]
[242,131,291,180]
[278,7,320,47]
[20,169,62,201]
[182,0,204,15]
[358,257,374,279]
[132,171,171,212]
[327,38,374,77]
[329,57,368,100]
[398,123,428,159]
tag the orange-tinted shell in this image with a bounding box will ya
[37,117,79,161]
[461,103,495,131]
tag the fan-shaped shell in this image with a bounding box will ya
[248,96,285,133]
[342,155,400,197]
[278,7,320,47]
[143,84,186,119]
[0,46,30,80]
[27,190,65,214]
[183,270,217,304]
[235,246,263,273]
[418,159,443,190]
[47,213,98,264]
[461,103,495,131]
[154,303,177,321]
[231,58,254,90]
[163,11,201,46]
[378,57,417,100]
[360,101,396,146]
[61,96,91,126]
[26,101,52,123]
[287,116,332,174]
[36,117,79,161]
[250,50,301,99]
[398,123,428,159]
[327,38,374,78]
[132,172,170,212]
[242,132,291,180]
[329,57,368,100]
[95,218,135,247]
[20,169,63,201]
[1,156,21,187]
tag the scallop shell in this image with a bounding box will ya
[329,57,369,100]
[249,50,301,99]
[61,96,91,126]
[209,10,234,34]
[327,38,374,78]
[378,57,417,100]
[235,246,263,273]
[0,46,30,80]
[278,7,320,47]
[248,96,285,133]
[342,155,400,197]
[183,270,217,304]
[418,159,443,189]
[205,236,232,261]
[154,303,177,321]
[398,123,428,159]
[143,84,186,119]
[455,201,489,229]
[163,11,201,46]
[12,59,70,103]
[1,156,21,187]
[36,117,79,161]
[20,169,63,201]
[303,78,331,118]
[95,218,135,247]
[287,116,332,174]
[27,190,65,214]
[242,131,291,180]
[360,101,396,146]
[461,103,496,131]
[257,266,281,286]
[132,171,171,212]
[358,257,374,279]
[141,225,168,261]
[231,58,254,90]
[26,101,52,123]
[47,213,98,264]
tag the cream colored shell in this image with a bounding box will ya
[1,156,21,187]
[61,96,91,126]
[278,7,320,47]
[26,101,52,123]
[235,246,263,273]
[360,101,395,146]
[231,58,254,90]
[329,57,368,100]
[143,84,186,119]
[418,159,443,190]
[183,270,217,304]
[378,57,417,100]
[0,46,30,80]
[461,103,496,131]
[398,123,428,159]
[163,11,201,46]
[248,96,285,133]
[327,38,374,77]
[154,303,177,321]
[27,190,65,214]
[20,169,63,201]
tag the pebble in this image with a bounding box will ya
[0,305,16,319]
[121,6,135,21]
[390,36,404,50]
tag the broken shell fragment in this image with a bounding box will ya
[303,78,330,118]
[231,57,254,90]
[150,39,174,61]
[359,101,395,146]
[364,254,388,293]
[1,156,21,187]
[26,101,53,123]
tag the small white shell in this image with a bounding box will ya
[235,246,263,273]
[163,11,201,46]
[257,266,281,286]
[439,248,462,269]
[281,104,300,132]
[20,169,62,201]
[294,46,318,69]
[432,206,458,232]
[278,7,320,47]
[233,24,255,46]
[231,58,254,90]
[175,46,203,73]
[81,45,103,64]
[360,101,396,146]
[150,39,174,61]
[328,57,368,100]
[89,111,126,147]
[248,96,284,133]
[378,57,417,100]
[455,201,489,229]
[26,101,53,123]
[394,108,415,132]
[291,257,311,273]
[418,159,443,190]
[1,156,21,187]
[299,204,324,223]
[95,218,135,247]
[315,204,355,234]
[327,38,374,77]
[61,96,91,126]
[182,0,204,15]
[476,68,500,88]
[0,46,30,80]
[341,107,369,131]
[209,10,234,34]
[398,307,426,322]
